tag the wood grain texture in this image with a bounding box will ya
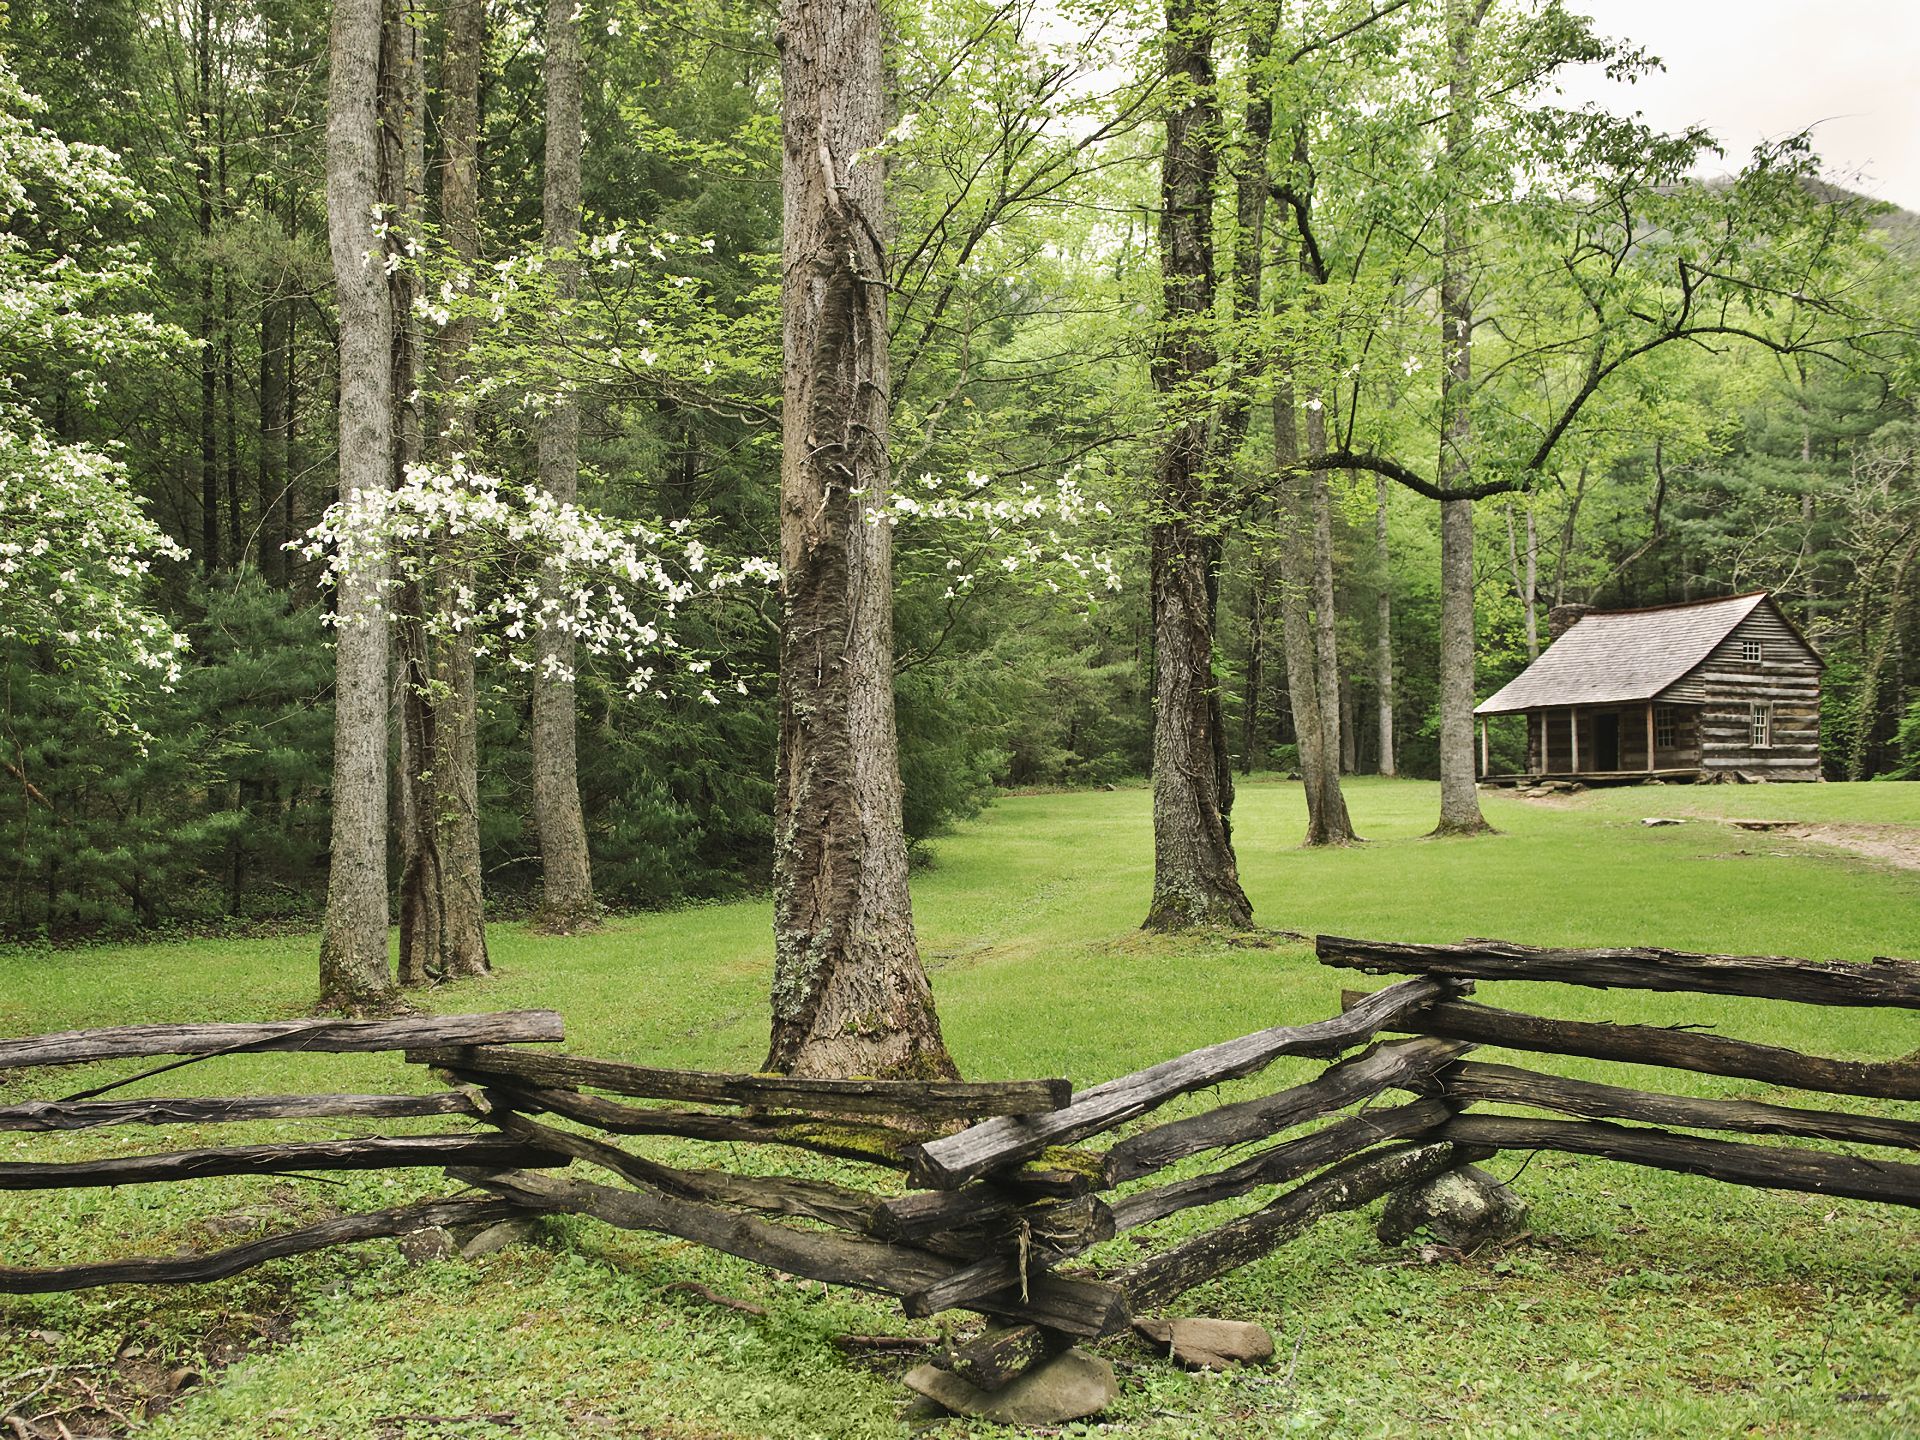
[0,1197,539,1293]
[1319,935,1920,1007]
[0,1134,561,1189]
[1441,1061,1920,1150]
[1102,1036,1468,1184]
[1380,997,1920,1100]
[1115,1141,1486,1311]
[417,1045,1067,1118]
[908,978,1460,1189]
[0,1091,483,1133]
[1440,1114,1920,1206]
[0,1012,563,1070]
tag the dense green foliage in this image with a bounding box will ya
[3,780,1916,1436]
[0,0,1915,935]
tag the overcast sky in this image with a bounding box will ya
[1550,2,1920,210]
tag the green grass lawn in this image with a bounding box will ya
[2,778,1917,1438]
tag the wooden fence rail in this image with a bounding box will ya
[3,934,1916,1412]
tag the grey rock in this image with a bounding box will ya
[1134,1316,1275,1370]
[1377,1164,1529,1251]
[460,1217,539,1259]
[904,1348,1115,1425]
[395,1225,456,1264]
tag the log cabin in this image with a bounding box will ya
[1475,592,1824,783]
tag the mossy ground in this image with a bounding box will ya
[2,778,1916,1437]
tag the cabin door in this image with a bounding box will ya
[1593,711,1620,772]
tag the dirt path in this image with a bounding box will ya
[1504,787,1920,872]
[1764,821,1920,873]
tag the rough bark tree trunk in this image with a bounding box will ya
[1311,464,1342,773]
[530,0,597,932]
[318,0,399,1014]
[1274,381,1354,845]
[1504,499,1538,659]
[196,0,220,575]
[433,0,490,977]
[766,0,956,1078]
[1433,0,1490,836]
[1374,475,1395,776]
[1144,0,1252,929]
[384,0,442,988]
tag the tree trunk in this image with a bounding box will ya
[1274,383,1353,846]
[433,0,490,978]
[530,0,597,932]
[766,0,956,1078]
[1311,465,1342,772]
[196,0,220,575]
[385,0,442,987]
[1374,475,1395,776]
[1144,0,1251,930]
[1433,0,1490,836]
[318,0,399,1015]
[1504,498,1538,659]
[1241,538,1267,773]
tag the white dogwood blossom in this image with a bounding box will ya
[300,461,774,698]
[0,58,190,731]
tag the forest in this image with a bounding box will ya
[3,0,1917,951]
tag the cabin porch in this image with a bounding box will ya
[1478,701,1705,783]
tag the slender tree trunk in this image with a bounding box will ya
[1504,499,1538,659]
[433,0,490,978]
[196,0,220,574]
[1275,380,1353,845]
[1144,0,1251,930]
[530,0,596,932]
[1433,0,1490,836]
[318,0,399,1014]
[258,234,290,584]
[1311,464,1341,771]
[1374,475,1395,776]
[385,0,442,987]
[1242,536,1267,773]
[766,0,956,1078]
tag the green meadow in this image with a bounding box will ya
[3,778,1916,1438]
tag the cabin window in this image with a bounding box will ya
[1654,706,1677,749]
[1741,638,1764,664]
[1750,702,1772,748]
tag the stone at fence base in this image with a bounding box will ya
[459,1217,540,1260]
[1132,1316,1275,1370]
[395,1226,457,1265]
[903,1348,1115,1425]
[1376,1164,1528,1251]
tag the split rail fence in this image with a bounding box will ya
[2,935,1916,1399]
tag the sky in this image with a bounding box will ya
[1551,1,1920,211]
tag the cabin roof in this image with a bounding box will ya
[1476,592,1778,716]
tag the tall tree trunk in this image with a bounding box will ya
[1374,475,1396,775]
[1433,0,1490,836]
[318,0,399,1014]
[1144,0,1251,930]
[1504,498,1539,659]
[433,0,490,978]
[196,0,220,574]
[1311,463,1342,772]
[766,0,956,1078]
[1241,535,1267,773]
[258,238,290,584]
[1274,380,1353,845]
[385,0,442,987]
[530,0,596,932]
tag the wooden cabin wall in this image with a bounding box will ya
[1695,605,1823,780]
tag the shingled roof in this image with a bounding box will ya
[1476,592,1772,716]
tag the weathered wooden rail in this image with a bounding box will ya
[2,936,1915,1412]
